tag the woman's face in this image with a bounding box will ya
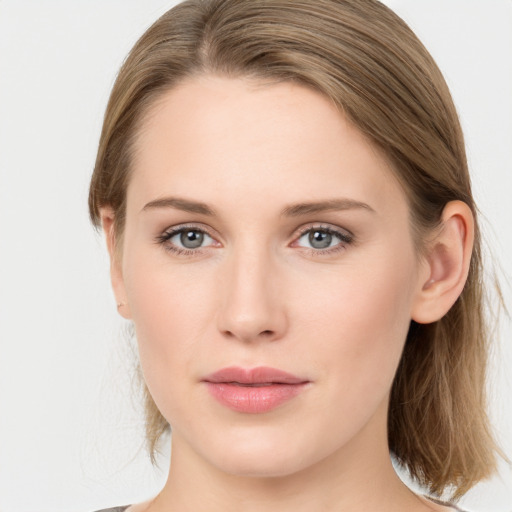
[114,75,429,477]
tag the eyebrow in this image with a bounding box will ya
[141,197,216,216]
[281,198,375,216]
[141,196,375,216]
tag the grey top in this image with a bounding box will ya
[426,496,467,511]
[93,507,130,512]
[92,498,467,512]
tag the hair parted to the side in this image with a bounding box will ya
[89,0,501,500]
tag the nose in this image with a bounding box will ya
[216,244,288,343]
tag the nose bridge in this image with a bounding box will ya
[217,237,286,342]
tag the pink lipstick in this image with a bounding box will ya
[202,366,310,413]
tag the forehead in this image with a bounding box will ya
[128,75,407,219]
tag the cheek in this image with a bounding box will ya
[122,225,215,334]
[121,244,218,408]
[294,249,417,397]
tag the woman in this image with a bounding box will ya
[88,0,502,510]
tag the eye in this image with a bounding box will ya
[156,226,218,254]
[173,229,211,249]
[294,226,353,253]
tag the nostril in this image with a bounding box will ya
[260,330,274,337]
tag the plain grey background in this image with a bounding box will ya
[0,1,511,511]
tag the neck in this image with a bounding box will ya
[151,402,427,512]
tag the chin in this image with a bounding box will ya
[200,426,324,479]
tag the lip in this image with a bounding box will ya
[202,366,310,413]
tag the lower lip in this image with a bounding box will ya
[204,382,308,413]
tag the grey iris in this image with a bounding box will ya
[309,230,332,249]
[180,230,204,248]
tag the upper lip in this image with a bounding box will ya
[203,366,309,385]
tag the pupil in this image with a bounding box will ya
[180,230,204,249]
[309,230,332,249]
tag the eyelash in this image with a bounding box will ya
[155,223,354,257]
[154,223,218,256]
[293,225,353,256]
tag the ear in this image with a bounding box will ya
[411,200,474,324]
[99,207,132,319]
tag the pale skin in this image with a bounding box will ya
[101,75,474,512]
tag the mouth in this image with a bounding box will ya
[202,366,310,413]
[203,366,309,385]
[225,382,277,387]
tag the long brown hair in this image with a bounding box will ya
[89,0,500,499]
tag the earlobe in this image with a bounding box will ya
[411,200,474,324]
[99,207,132,320]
